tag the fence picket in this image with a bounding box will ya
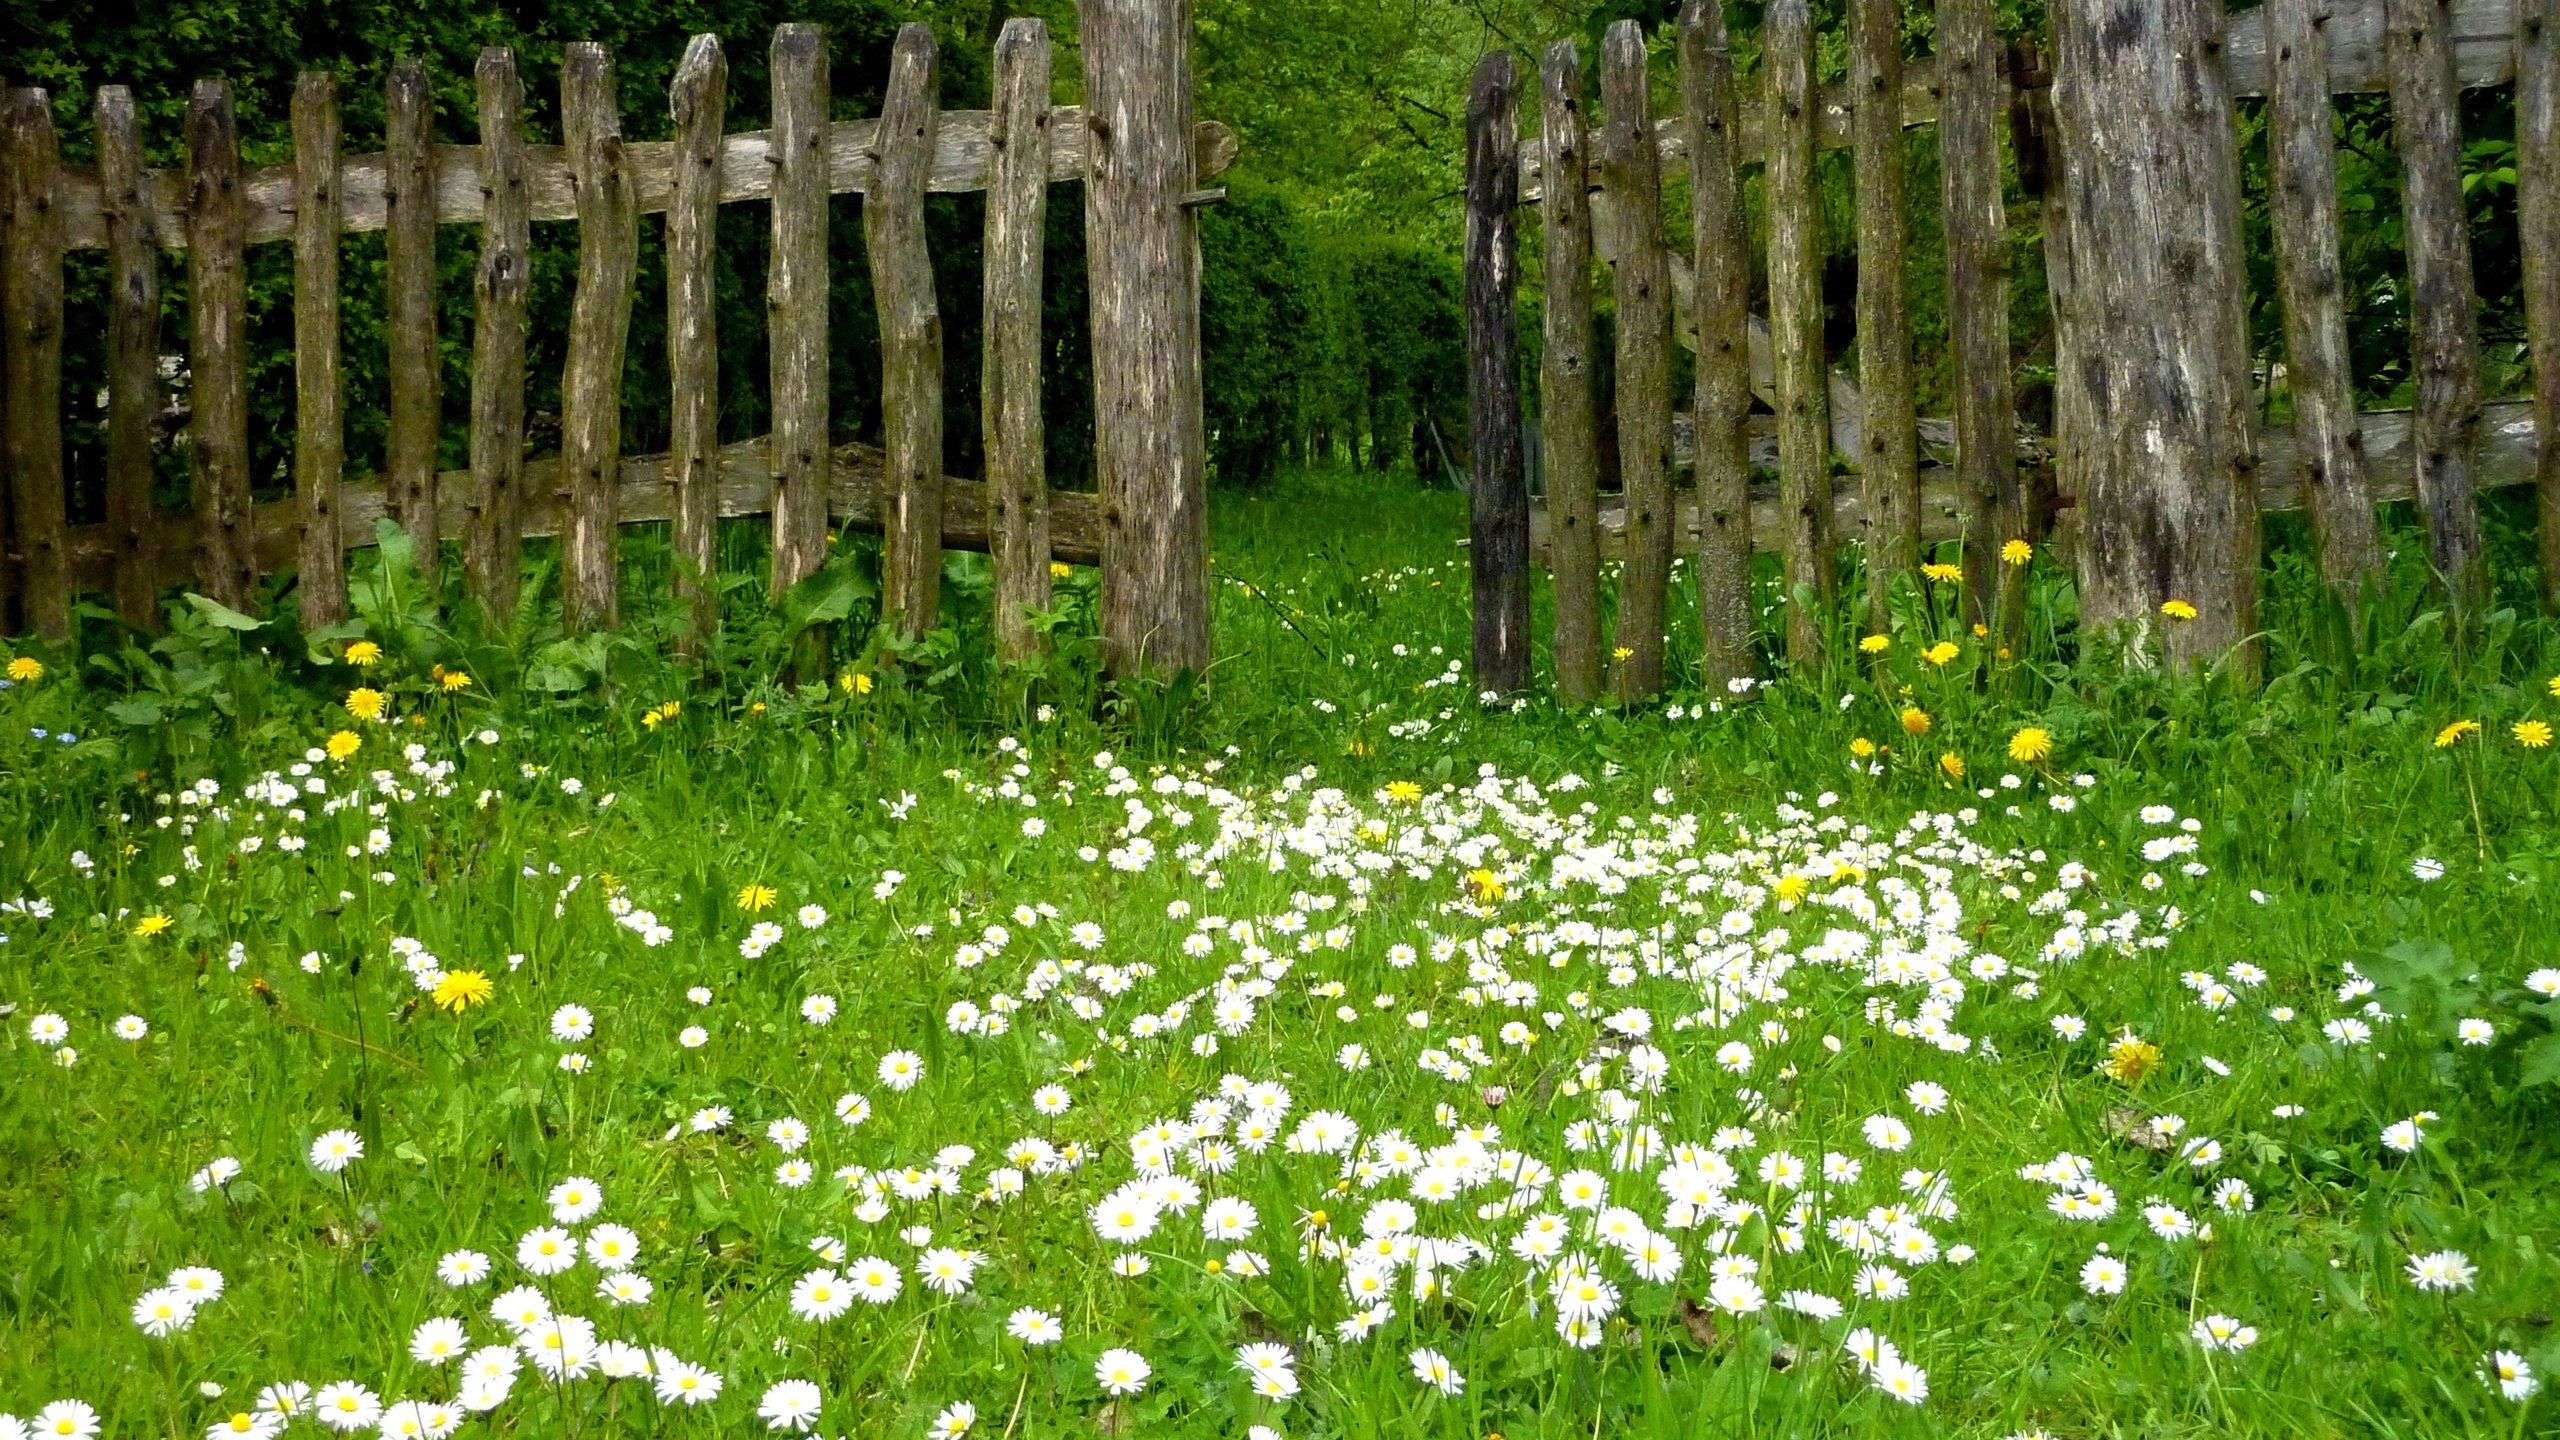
[386,59,441,585]
[186,79,254,611]
[669,35,725,650]
[560,43,635,631]
[1464,51,1527,697]
[1598,22,1674,702]
[1936,0,2022,632]
[2,89,68,640]
[1851,0,1918,614]
[985,18,1054,662]
[872,25,946,637]
[2524,0,2560,608]
[468,49,529,620]
[1538,43,1602,705]
[2391,0,2488,608]
[1766,0,1833,664]
[769,22,830,627]
[1679,0,1756,689]
[97,86,161,630]
[292,73,345,629]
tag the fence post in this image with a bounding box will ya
[1679,0,1755,689]
[769,22,830,638]
[871,24,946,638]
[2050,0,2258,674]
[2524,0,2560,610]
[1083,0,1211,679]
[1850,0,1918,616]
[1936,0,2021,635]
[669,35,726,651]
[469,48,529,623]
[385,59,441,587]
[560,42,636,631]
[1,88,68,641]
[1597,22,1673,702]
[985,18,1055,662]
[1765,0,1833,666]
[2266,0,2384,613]
[1538,42,1603,705]
[2388,0,2486,610]
[1465,51,1527,697]
[292,73,345,630]
[97,86,161,631]
[186,79,254,611]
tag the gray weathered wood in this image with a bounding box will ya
[291,73,345,628]
[559,43,636,631]
[97,86,161,630]
[1084,0,1212,678]
[871,24,946,635]
[2268,0,2387,607]
[1598,22,1675,701]
[468,48,530,620]
[1465,51,1528,696]
[2051,0,2261,673]
[769,22,832,624]
[1936,0,2023,629]
[1,89,68,639]
[1852,0,1919,615]
[2391,0,2488,605]
[669,35,725,647]
[1681,0,1756,688]
[384,58,441,585]
[985,18,1055,661]
[1539,43,1603,706]
[186,79,254,611]
[1766,0,1834,665]
[2523,0,2560,605]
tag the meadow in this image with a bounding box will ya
[2,473,2558,1440]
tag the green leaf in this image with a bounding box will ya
[2518,1033,2560,1089]
[106,697,166,727]
[182,593,264,631]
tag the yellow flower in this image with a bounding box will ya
[1921,562,1962,584]
[2161,599,2198,621]
[6,656,42,682]
[2515,719,2554,750]
[1849,737,1876,759]
[1922,641,1961,666]
[1612,646,1635,662]
[133,912,173,938]
[2001,539,2033,567]
[1938,752,1965,780]
[2103,1031,2162,1085]
[839,671,874,696]
[1900,707,1932,736]
[431,969,494,1013]
[343,640,381,667]
[439,669,473,694]
[1347,740,1373,758]
[1859,634,1892,655]
[1773,873,1810,903]
[642,709,663,730]
[1972,623,1989,638]
[344,688,387,722]
[2434,719,2481,749]
[1050,561,1073,580]
[737,883,776,913]
[1466,868,1506,902]
[2008,726,2054,764]
[659,701,681,719]
[2549,675,2560,701]
[325,730,362,760]
[1385,780,1423,803]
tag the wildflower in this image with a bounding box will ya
[1901,708,1931,736]
[547,1176,602,1224]
[2484,1350,2538,1402]
[1408,1347,1464,1396]
[1872,1358,1929,1404]
[757,1379,824,1433]
[2002,539,2033,566]
[1095,1348,1152,1396]
[1385,780,1423,802]
[2190,1314,2256,1352]
[1859,635,1892,655]
[1466,868,1505,902]
[2161,599,2197,621]
[1922,641,1960,666]
[1007,1308,1062,1345]
[2008,727,2054,764]
[7,656,43,682]
[929,1402,977,1439]
[1922,562,1963,584]
[1937,753,1965,780]
[133,912,172,938]
[2436,719,2481,748]
[1051,561,1073,579]
[325,730,361,759]
[2514,719,2552,749]
[2411,856,2446,881]
[437,668,473,693]
[2103,1032,2162,1085]
[313,1384,381,1432]
[343,641,380,666]
[132,1286,197,1337]
[1850,737,1876,758]
[308,1129,364,1174]
[345,688,387,722]
[2405,1249,2476,1292]
[842,672,874,696]
[431,970,493,1013]
[1612,646,1635,661]
[738,883,776,912]
[789,1270,852,1322]
[2078,1253,2127,1295]
[878,1050,925,1090]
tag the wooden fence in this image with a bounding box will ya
[0,1,1227,677]
[1465,0,2555,698]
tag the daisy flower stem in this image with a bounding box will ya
[1000,1370,1028,1440]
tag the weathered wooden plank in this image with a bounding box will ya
[668,35,725,647]
[1680,0,1756,688]
[985,18,1055,662]
[467,48,530,620]
[186,79,254,610]
[55,110,1241,253]
[1937,0,2023,629]
[2052,0,2261,673]
[1084,0,1212,678]
[874,24,950,638]
[1766,0,1834,665]
[96,86,161,630]
[1465,51,1528,696]
[2523,0,2560,605]
[1851,0,1919,616]
[291,73,345,628]
[2229,0,2518,92]
[769,23,832,624]
[1598,22,1675,701]
[1520,67,1941,202]
[1538,43,1603,706]
[2391,0,2489,606]
[384,58,440,584]
[1,88,69,639]
[559,43,636,631]
[2268,0,2387,605]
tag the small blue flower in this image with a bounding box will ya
[28,727,45,739]
[57,733,75,744]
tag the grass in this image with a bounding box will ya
[1,468,2557,1440]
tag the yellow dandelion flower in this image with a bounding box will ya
[1849,737,1876,758]
[1385,780,1423,802]
[440,670,473,694]
[1859,634,1892,655]
[1051,561,1073,580]
[737,884,776,913]
[6,655,43,682]
[325,730,362,760]
[1466,868,1506,902]
[133,912,173,938]
[1922,641,1961,666]
[343,640,381,667]
[2515,719,2554,750]
[1900,707,1932,736]
[2434,719,2481,749]
[2103,1031,2162,1085]
[852,672,874,695]
[2160,599,2198,621]
[1921,562,1963,584]
[431,969,494,1013]
[642,709,664,730]
[2008,726,2054,764]
[1612,646,1635,662]
[2001,539,2033,566]
[2549,675,2560,701]
[1773,873,1810,903]
[344,688,387,722]
[1938,752,1965,780]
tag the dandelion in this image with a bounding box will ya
[2103,1032,2162,1085]
[1467,868,1506,902]
[1937,753,1965,780]
[343,641,380,667]
[2436,719,2481,748]
[431,970,493,1013]
[133,912,172,938]
[1922,562,1963,584]
[7,656,44,682]
[738,883,776,912]
[1859,635,1892,655]
[325,730,361,759]
[344,688,386,722]
[1385,780,1423,802]
[2007,727,2053,764]
[2002,539,2033,565]
[1612,646,1635,662]
[2513,719,2552,749]
[2161,599,2197,621]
